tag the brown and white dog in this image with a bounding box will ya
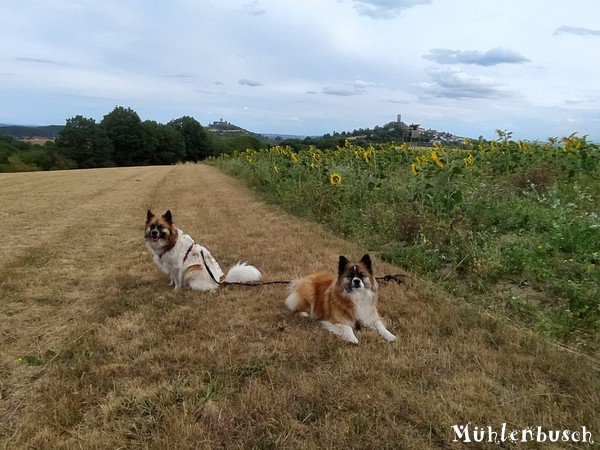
[285,254,396,344]
[144,210,261,291]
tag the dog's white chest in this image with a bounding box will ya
[349,290,378,325]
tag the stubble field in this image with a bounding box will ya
[0,164,598,449]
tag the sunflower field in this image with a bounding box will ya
[212,132,600,347]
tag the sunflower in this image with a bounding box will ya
[463,154,474,167]
[411,163,419,176]
[329,172,342,185]
[431,150,445,169]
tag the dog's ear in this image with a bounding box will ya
[360,254,373,275]
[147,210,155,222]
[163,210,173,223]
[338,255,349,275]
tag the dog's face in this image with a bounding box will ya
[145,210,176,250]
[337,254,375,292]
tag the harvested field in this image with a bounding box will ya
[0,164,598,449]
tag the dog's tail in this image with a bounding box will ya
[284,280,304,311]
[224,262,261,284]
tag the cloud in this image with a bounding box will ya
[423,48,530,66]
[419,68,506,99]
[196,89,226,95]
[353,79,376,88]
[554,26,600,37]
[162,74,193,79]
[242,1,266,16]
[322,86,363,96]
[385,98,410,104]
[351,0,431,19]
[15,56,63,65]
[239,78,263,87]
[321,80,375,96]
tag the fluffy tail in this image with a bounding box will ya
[284,280,302,311]
[224,262,261,284]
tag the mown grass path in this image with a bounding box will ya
[0,164,598,449]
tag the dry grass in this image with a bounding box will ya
[0,164,598,449]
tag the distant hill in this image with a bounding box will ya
[328,121,463,145]
[260,133,309,141]
[206,119,309,143]
[0,124,63,139]
[206,119,256,137]
[0,119,463,146]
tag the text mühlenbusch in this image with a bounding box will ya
[451,423,594,444]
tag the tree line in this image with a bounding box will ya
[0,106,263,172]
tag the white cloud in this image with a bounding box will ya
[239,79,264,87]
[0,0,599,140]
[350,0,431,19]
[554,26,600,37]
[242,1,267,16]
[322,86,364,96]
[419,68,508,99]
[423,48,530,66]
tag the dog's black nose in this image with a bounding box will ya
[151,229,159,237]
[352,278,362,287]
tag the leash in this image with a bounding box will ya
[375,273,408,285]
[200,250,406,288]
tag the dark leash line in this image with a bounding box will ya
[200,250,406,288]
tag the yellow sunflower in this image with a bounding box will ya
[411,163,419,176]
[463,154,474,167]
[329,172,342,185]
[431,150,445,169]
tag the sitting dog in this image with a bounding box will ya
[144,210,261,291]
[285,254,396,344]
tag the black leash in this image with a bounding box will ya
[376,273,408,285]
[200,250,406,288]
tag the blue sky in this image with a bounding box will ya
[1,0,599,140]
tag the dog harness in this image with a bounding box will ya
[183,243,194,263]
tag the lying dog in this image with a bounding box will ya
[285,254,396,344]
[144,210,261,291]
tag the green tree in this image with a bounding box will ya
[142,120,186,165]
[101,106,146,166]
[0,154,40,172]
[168,116,213,161]
[55,115,113,168]
[41,141,77,170]
[208,133,263,155]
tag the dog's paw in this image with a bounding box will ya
[383,332,397,342]
[343,334,359,345]
[348,336,359,345]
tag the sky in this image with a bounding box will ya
[1,0,599,141]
